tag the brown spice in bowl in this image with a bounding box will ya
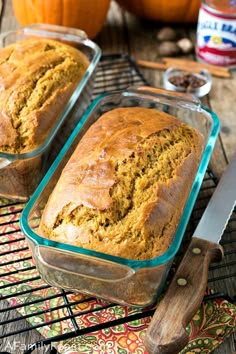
[169,73,206,92]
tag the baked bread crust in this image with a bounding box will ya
[39,107,204,260]
[0,38,89,153]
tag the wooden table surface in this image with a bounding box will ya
[0,1,235,353]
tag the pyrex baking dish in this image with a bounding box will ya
[20,87,220,307]
[0,23,101,201]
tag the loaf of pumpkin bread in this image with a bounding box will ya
[0,37,89,153]
[39,107,204,260]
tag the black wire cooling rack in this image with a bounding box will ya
[0,54,235,354]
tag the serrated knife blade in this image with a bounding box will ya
[193,153,236,243]
[144,151,236,354]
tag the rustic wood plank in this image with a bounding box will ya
[0,0,3,18]
[0,300,50,354]
[0,0,19,32]
[188,30,234,178]
[96,1,128,54]
[123,13,165,87]
[210,74,236,161]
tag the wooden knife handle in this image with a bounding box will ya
[144,237,224,354]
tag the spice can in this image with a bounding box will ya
[196,0,236,67]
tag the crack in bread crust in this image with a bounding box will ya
[39,107,203,260]
[0,38,89,153]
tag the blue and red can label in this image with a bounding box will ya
[196,4,236,66]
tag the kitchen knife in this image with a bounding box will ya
[144,151,236,354]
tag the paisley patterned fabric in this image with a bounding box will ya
[0,201,235,354]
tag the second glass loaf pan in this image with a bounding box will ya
[0,23,101,201]
[21,87,220,307]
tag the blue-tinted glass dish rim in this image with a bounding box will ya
[20,91,220,271]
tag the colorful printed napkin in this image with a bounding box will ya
[0,201,235,354]
[54,292,236,354]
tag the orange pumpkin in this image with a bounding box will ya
[115,0,201,23]
[12,0,111,39]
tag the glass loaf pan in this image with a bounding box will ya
[21,87,220,307]
[0,24,101,201]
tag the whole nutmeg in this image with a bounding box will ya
[158,41,180,57]
[157,27,177,42]
[177,38,194,54]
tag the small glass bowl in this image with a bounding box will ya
[163,67,212,98]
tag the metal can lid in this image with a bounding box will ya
[202,0,236,17]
